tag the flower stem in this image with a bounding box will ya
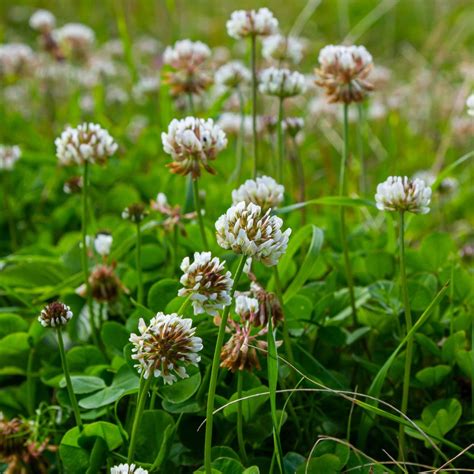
[290,136,306,225]
[233,86,245,183]
[81,161,99,345]
[26,347,35,416]
[204,255,247,474]
[2,173,18,251]
[177,294,192,315]
[57,328,83,431]
[277,97,284,183]
[193,178,208,248]
[236,370,248,465]
[250,34,258,179]
[136,222,144,305]
[357,103,367,195]
[340,103,358,325]
[398,210,413,462]
[127,375,152,464]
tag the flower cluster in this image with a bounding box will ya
[53,23,95,59]
[375,176,432,214]
[283,117,305,138]
[467,93,474,116]
[262,34,304,64]
[151,192,196,234]
[55,123,118,166]
[29,9,56,33]
[259,67,306,98]
[63,175,83,194]
[226,8,278,39]
[129,313,203,384]
[215,201,291,266]
[122,203,148,223]
[38,301,73,328]
[94,233,113,257]
[217,113,263,138]
[232,175,284,211]
[161,117,227,178]
[315,45,373,103]
[0,43,35,77]
[215,61,251,90]
[178,252,233,316]
[110,464,148,474]
[77,263,127,303]
[0,145,21,171]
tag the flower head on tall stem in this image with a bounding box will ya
[231,175,284,212]
[110,464,148,474]
[129,313,203,384]
[29,9,56,33]
[151,192,196,234]
[315,45,373,103]
[262,34,305,64]
[122,203,148,222]
[55,123,118,166]
[178,252,233,316]
[215,61,251,90]
[466,93,474,116]
[63,175,83,194]
[259,67,306,98]
[38,301,73,328]
[94,232,113,258]
[215,201,291,266]
[375,176,432,214]
[161,117,227,178]
[226,8,279,39]
[53,23,95,60]
[0,145,21,171]
[0,43,35,78]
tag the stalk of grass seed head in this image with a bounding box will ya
[397,210,413,462]
[340,103,358,325]
[250,34,258,178]
[236,370,248,464]
[204,255,247,474]
[192,178,208,248]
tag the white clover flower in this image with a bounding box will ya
[412,170,458,197]
[178,252,233,316]
[215,201,291,266]
[54,23,95,57]
[0,43,35,77]
[226,8,279,40]
[215,61,251,90]
[161,117,227,178]
[132,76,159,103]
[466,94,474,117]
[163,39,211,70]
[217,113,263,138]
[232,176,284,211]
[0,145,21,171]
[283,117,304,138]
[110,464,148,474]
[375,176,432,214]
[262,34,304,64]
[235,295,259,318]
[29,9,56,32]
[316,44,373,103]
[129,313,203,384]
[259,67,306,98]
[55,122,118,166]
[38,301,73,328]
[94,233,113,257]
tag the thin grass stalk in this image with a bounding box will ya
[397,210,413,462]
[136,222,144,305]
[290,136,306,224]
[81,161,99,345]
[340,103,358,325]
[192,178,208,248]
[57,328,83,431]
[277,97,284,183]
[250,34,258,178]
[127,375,152,464]
[204,255,247,474]
[233,86,245,183]
[236,370,248,465]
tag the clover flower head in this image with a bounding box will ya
[262,34,304,64]
[283,116,305,138]
[132,76,160,103]
[29,9,56,33]
[232,175,284,211]
[94,233,113,257]
[226,8,278,39]
[63,176,83,194]
[375,176,432,214]
[0,43,35,77]
[163,39,211,70]
[54,23,95,57]
[77,263,126,303]
[215,201,291,266]
[466,94,474,117]
[259,67,306,98]
[215,61,251,90]
[162,117,227,178]
[178,252,233,316]
[129,313,203,383]
[55,122,118,166]
[235,295,259,319]
[38,301,73,328]
[0,145,21,171]
[122,203,148,223]
[110,464,148,474]
[0,416,30,459]
[315,44,373,103]
[217,113,263,138]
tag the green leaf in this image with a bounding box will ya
[0,332,30,369]
[415,365,451,387]
[441,331,466,363]
[66,345,107,373]
[101,321,129,356]
[421,399,462,437]
[147,278,181,312]
[0,313,28,339]
[223,385,269,422]
[419,232,455,271]
[297,454,341,473]
[275,196,375,214]
[59,376,106,394]
[160,368,201,404]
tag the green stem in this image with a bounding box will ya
[136,222,144,305]
[171,225,179,273]
[81,161,99,345]
[234,86,245,183]
[127,376,152,464]
[340,103,358,325]
[250,34,258,179]
[57,328,83,431]
[398,210,413,462]
[2,173,18,251]
[204,255,247,474]
[26,347,35,416]
[187,92,195,115]
[291,137,306,225]
[357,103,366,195]
[236,370,248,465]
[277,97,284,183]
[193,178,208,248]
[177,294,192,315]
